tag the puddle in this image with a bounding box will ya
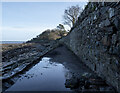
[5,46,116,92]
[6,57,72,91]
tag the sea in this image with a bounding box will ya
[0,41,25,44]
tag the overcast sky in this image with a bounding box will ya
[2,2,87,41]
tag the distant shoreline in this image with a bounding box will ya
[0,41,26,44]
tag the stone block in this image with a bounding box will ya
[104,27,114,35]
[112,34,117,45]
[99,19,111,28]
[108,8,115,18]
[113,17,120,30]
[102,36,111,46]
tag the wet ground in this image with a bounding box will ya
[5,45,116,92]
[6,57,71,91]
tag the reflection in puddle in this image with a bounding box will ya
[6,57,72,91]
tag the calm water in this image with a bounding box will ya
[6,46,94,92]
[6,57,72,91]
[1,41,25,44]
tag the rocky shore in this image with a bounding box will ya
[1,42,116,92]
[65,72,115,92]
[1,40,59,91]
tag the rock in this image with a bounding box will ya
[94,15,97,20]
[89,79,106,86]
[100,86,115,92]
[112,34,117,45]
[84,80,90,89]
[2,66,11,72]
[113,17,120,30]
[109,44,120,55]
[104,19,111,27]
[89,85,99,90]
[79,78,85,86]
[65,78,79,89]
[11,77,19,83]
[4,82,11,88]
[109,46,114,54]
[96,41,100,46]
[99,7,109,19]
[100,7,109,15]
[114,45,120,55]
[108,8,115,18]
[82,72,92,79]
[96,35,102,41]
[102,36,111,46]
[99,19,111,28]
[104,27,114,35]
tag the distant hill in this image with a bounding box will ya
[27,29,68,43]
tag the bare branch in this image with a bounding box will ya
[63,5,82,29]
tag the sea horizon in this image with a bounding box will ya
[0,41,26,44]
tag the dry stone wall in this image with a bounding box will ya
[60,2,120,92]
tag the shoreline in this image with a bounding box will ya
[2,40,59,92]
[2,43,33,52]
[0,41,25,44]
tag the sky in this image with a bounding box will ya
[2,2,87,41]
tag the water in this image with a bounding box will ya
[6,46,94,92]
[1,41,25,44]
[6,57,71,91]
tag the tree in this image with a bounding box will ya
[56,24,65,31]
[56,24,68,36]
[63,5,82,28]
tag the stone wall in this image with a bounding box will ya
[60,2,120,92]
